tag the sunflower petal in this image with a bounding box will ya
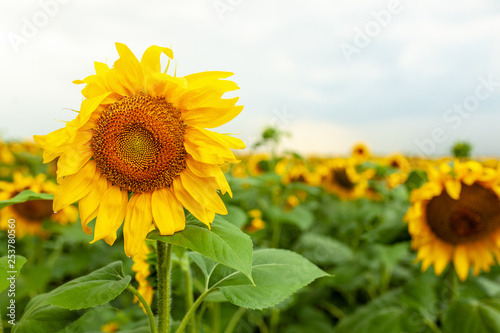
[53,160,99,212]
[141,45,173,74]
[91,185,128,244]
[124,192,153,257]
[79,174,109,234]
[453,245,470,281]
[445,180,461,200]
[152,187,185,235]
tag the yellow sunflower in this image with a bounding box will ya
[246,209,266,233]
[0,172,77,237]
[384,153,411,189]
[320,157,374,200]
[404,160,500,281]
[34,43,245,256]
[351,142,370,163]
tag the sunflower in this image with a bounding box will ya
[0,172,77,237]
[320,157,374,200]
[34,43,245,256]
[404,160,500,281]
[132,241,154,312]
[351,142,370,163]
[384,153,411,189]
[246,209,266,233]
[247,153,271,176]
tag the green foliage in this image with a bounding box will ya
[13,262,131,332]
[0,190,53,210]
[452,141,473,158]
[148,215,254,284]
[0,255,26,293]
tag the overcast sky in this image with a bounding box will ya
[1,0,500,157]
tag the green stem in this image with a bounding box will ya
[269,308,280,333]
[271,220,281,248]
[223,307,246,333]
[212,302,221,333]
[424,317,442,333]
[182,256,195,333]
[176,289,215,333]
[157,241,173,333]
[126,285,158,333]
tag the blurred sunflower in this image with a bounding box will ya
[132,241,154,312]
[247,153,271,176]
[276,158,319,186]
[351,142,370,163]
[404,160,500,281]
[320,158,374,200]
[0,172,77,237]
[246,209,266,232]
[0,139,14,165]
[385,153,411,189]
[34,43,244,256]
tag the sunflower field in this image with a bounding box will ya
[2,44,500,333]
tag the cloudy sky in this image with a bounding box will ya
[1,0,500,157]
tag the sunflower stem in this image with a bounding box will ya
[157,241,173,333]
[181,255,196,333]
[223,307,246,333]
[176,289,215,333]
[126,284,158,333]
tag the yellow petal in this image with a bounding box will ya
[91,185,128,244]
[453,245,470,281]
[179,169,227,215]
[433,241,453,275]
[124,192,153,257]
[183,71,234,90]
[53,160,99,212]
[172,177,213,225]
[182,103,243,129]
[151,187,185,235]
[79,174,109,234]
[445,180,461,200]
[112,42,144,95]
[176,79,240,109]
[140,45,173,74]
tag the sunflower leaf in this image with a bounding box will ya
[0,190,54,210]
[0,255,27,293]
[148,215,254,284]
[442,298,500,333]
[212,249,329,309]
[14,261,130,332]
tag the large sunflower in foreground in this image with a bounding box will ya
[0,172,77,237]
[34,43,245,256]
[404,160,500,281]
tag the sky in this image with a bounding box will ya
[1,0,500,157]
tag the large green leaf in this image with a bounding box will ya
[148,215,254,283]
[12,294,84,333]
[14,261,131,332]
[45,261,131,310]
[214,249,329,309]
[0,190,53,210]
[0,255,26,293]
[442,298,500,333]
[294,233,354,265]
[334,289,426,333]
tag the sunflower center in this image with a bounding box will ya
[332,168,355,190]
[12,200,54,221]
[91,94,187,193]
[426,183,500,244]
